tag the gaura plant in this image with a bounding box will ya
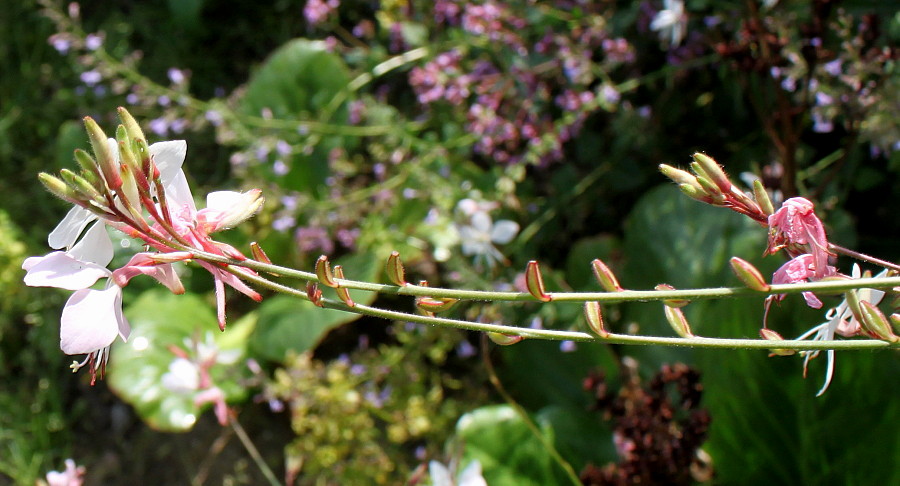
[24,109,900,394]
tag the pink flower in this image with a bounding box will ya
[767,197,832,279]
[44,458,85,486]
[769,253,836,308]
[117,165,264,330]
[22,246,130,384]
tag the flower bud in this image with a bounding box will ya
[206,190,264,230]
[385,251,407,286]
[332,265,355,307]
[591,259,623,292]
[692,153,731,192]
[488,333,524,346]
[663,305,693,338]
[678,183,710,202]
[659,164,702,191]
[693,172,723,197]
[752,179,775,216]
[858,301,898,342]
[525,260,552,302]
[759,328,795,356]
[60,168,103,203]
[306,282,324,307]
[315,255,337,288]
[890,313,900,333]
[73,148,101,180]
[583,301,608,338]
[729,257,771,292]
[38,172,78,202]
[117,106,146,143]
[84,117,122,189]
[656,283,690,307]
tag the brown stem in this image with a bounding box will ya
[830,243,900,273]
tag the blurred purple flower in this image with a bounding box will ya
[80,70,102,86]
[48,34,72,54]
[167,67,186,85]
[85,33,103,50]
[304,0,339,26]
[295,226,334,254]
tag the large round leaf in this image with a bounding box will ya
[108,290,253,432]
[239,38,355,192]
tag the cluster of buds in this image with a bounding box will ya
[660,153,774,224]
[24,108,264,383]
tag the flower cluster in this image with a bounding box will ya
[663,153,898,394]
[22,108,263,383]
[408,1,633,166]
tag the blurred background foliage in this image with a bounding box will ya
[1,0,898,484]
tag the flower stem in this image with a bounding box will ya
[227,266,900,351]
[830,243,900,272]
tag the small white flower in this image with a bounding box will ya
[650,0,687,47]
[795,265,886,395]
[429,459,487,486]
[457,206,519,269]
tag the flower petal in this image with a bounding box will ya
[490,220,519,244]
[22,252,111,290]
[113,253,186,294]
[68,221,113,266]
[48,206,96,249]
[151,140,187,182]
[60,287,126,354]
[163,169,197,215]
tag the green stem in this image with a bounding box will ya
[482,336,582,486]
[227,266,900,351]
[229,415,281,486]
[192,247,900,303]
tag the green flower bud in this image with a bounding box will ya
[84,116,121,189]
[38,172,77,202]
[117,106,146,143]
[729,257,771,292]
[692,152,731,192]
[752,179,775,216]
[591,259,623,292]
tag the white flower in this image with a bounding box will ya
[429,459,487,486]
[795,264,886,396]
[650,0,687,47]
[457,206,519,269]
[47,139,187,252]
[23,223,129,383]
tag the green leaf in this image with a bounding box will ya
[456,405,566,486]
[239,38,356,192]
[249,252,380,362]
[108,290,253,432]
